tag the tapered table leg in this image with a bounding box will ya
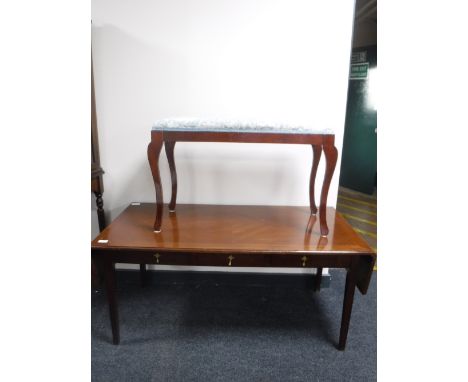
[338,264,357,350]
[140,264,147,287]
[148,131,164,232]
[165,141,177,212]
[91,260,100,289]
[319,143,338,236]
[314,267,323,291]
[104,259,120,345]
[309,145,322,214]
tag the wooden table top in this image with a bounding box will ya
[92,204,374,256]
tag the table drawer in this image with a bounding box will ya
[147,252,190,265]
[270,254,314,268]
[194,253,270,267]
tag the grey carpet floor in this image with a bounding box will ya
[92,269,376,381]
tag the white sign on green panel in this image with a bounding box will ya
[350,63,369,80]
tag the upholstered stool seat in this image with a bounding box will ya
[148,118,338,236]
[152,118,334,135]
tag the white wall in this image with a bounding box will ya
[91,0,355,272]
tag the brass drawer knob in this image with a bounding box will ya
[301,256,307,267]
[154,253,160,264]
[227,255,234,266]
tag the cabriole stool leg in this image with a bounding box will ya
[319,144,338,236]
[165,141,177,212]
[148,132,164,232]
[309,145,322,215]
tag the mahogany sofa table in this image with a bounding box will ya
[148,119,338,236]
[91,203,375,350]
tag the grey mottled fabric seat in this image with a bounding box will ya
[152,118,334,135]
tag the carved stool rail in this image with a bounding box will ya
[148,119,338,236]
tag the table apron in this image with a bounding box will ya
[160,131,334,145]
[92,249,363,269]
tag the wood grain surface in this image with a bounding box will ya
[92,204,373,255]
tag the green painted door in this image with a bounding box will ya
[339,45,377,194]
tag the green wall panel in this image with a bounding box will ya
[339,45,377,194]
